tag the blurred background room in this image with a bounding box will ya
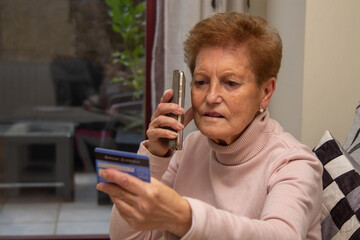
[1,0,360,239]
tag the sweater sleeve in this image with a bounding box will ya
[179,148,323,240]
[109,204,163,240]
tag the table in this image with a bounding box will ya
[0,106,111,124]
[1,122,75,201]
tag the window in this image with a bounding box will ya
[0,0,146,237]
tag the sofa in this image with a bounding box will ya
[313,103,360,239]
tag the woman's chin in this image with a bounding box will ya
[197,125,241,145]
[195,119,230,140]
[198,127,224,141]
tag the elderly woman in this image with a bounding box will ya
[97,12,323,239]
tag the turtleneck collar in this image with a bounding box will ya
[207,110,272,166]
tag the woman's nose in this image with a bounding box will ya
[206,81,222,104]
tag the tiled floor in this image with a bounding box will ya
[0,173,113,236]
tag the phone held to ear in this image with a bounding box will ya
[166,70,186,150]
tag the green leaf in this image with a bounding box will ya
[106,0,145,94]
[111,23,121,33]
[135,2,146,15]
[111,77,120,83]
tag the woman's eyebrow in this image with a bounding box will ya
[193,71,208,78]
[219,72,245,80]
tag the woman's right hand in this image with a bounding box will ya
[146,89,193,157]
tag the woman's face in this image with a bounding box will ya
[191,46,266,145]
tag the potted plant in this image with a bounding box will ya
[105,0,146,100]
[103,0,146,142]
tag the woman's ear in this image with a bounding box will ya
[260,77,276,109]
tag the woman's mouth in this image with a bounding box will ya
[204,112,224,118]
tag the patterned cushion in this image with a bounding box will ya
[313,130,360,240]
[344,103,360,166]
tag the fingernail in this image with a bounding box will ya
[170,131,178,138]
[176,107,184,114]
[96,183,103,191]
[99,169,107,178]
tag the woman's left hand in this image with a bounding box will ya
[96,168,192,237]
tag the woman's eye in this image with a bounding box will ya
[226,81,238,87]
[194,80,206,86]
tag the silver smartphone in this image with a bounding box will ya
[167,70,186,150]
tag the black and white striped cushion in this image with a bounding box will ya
[313,130,360,240]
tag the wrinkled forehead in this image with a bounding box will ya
[193,43,253,70]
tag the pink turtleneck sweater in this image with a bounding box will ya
[109,111,323,240]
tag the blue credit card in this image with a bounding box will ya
[95,147,151,183]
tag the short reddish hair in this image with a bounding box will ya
[184,12,282,86]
